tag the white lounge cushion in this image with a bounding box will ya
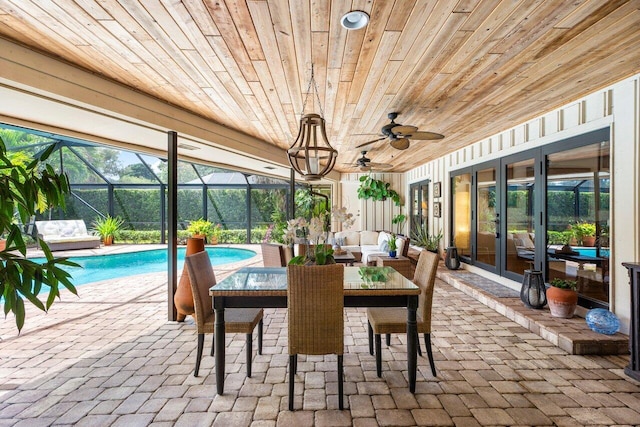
[360,230,379,246]
[336,230,360,246]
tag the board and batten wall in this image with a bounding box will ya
[405,73,640,334]
[339,173,406,234]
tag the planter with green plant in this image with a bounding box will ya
[411,225,443,254]
[92,215,124,245]
[387,233,398,258]
[187,218,214,243]
[357,175,402,205]
[392,213,407,235]
[1,136,78,332]
[574,221,596,246]
[547,278,578,318]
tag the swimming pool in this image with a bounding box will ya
[575,248,610,258]
[31,247,256,286]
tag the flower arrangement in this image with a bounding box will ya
[287,206,354,265]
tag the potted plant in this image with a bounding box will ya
[187,218,214,243]
[92,215,124,246]
[574,221,596,247]
[357,174,402,206]
[411,225,443,254]
[547,278,578,318]
[388,233,398,258]
[392,213,407,235]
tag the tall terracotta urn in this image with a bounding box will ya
[174,237,205,322]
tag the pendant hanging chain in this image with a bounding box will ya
[300,64,325,118]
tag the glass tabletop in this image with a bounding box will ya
[212,266,418,293]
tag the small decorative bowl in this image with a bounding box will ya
[585,308,620,335]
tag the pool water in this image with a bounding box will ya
[575,248,610,258]
[31,247,256,286]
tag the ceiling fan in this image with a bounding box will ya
[356,112,444,150]
[345,151,393,171]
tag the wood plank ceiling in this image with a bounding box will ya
[0,0,638,173]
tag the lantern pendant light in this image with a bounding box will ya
[287,65,338,181]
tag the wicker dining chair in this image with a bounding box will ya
[185,252,264,377]
[287,264,345,411]
[261,243,287,267]
[367,249,439,377]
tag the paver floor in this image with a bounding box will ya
[1,246,639,426]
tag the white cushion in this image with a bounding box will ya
[377,231,390,246]
[340,231,361,246]
[514,232,535,249]
[360,230,379,246]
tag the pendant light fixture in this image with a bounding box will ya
[287,65,338,181]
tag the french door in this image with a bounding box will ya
[449,128,610,308]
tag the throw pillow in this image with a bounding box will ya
[379,240,389,252]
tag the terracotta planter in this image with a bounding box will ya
[546,286,578,318]
[174,237,205,322]
[0,239,6,251]
[103,236,113,246]
[192,233,206,244]
[582,236,596,247]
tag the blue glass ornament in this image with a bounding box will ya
[585,308,620,335]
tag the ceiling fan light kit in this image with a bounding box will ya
[287,65,338,181]
[340,11,369,30]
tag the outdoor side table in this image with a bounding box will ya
[376,255,412,279]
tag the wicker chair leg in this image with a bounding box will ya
[289,355,296,411]
[386,333,391,346]
[375,334,382,377]
[258,319,263,355]
[195,333,205,377]
[424,333,436,377]
[338,355,344,410]
[368,322,374,355]
[246,333,253,377]
[210,333,215,357]
[416,331,423,356]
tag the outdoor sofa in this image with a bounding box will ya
[35,219,101,251]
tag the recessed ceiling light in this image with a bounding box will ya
[340,11,369,30]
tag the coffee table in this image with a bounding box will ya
[333,251,356,265]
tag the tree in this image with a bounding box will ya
[0,136,78,332]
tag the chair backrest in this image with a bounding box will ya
[287,264,344,356]
[185,252,216,333]
[413,250,439,328]
[261,243,286,267]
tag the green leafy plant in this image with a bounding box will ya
[574,221,596,238]
[411,225,443,252]
[92,215,124,240]
[392,213,407,235]
[388,233,398,252]
[186,218,214,238]
[0,136,79,332]
[357,175,402,206]
[549,278,577,291]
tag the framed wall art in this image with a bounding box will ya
[433,182,442,198]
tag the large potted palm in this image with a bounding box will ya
[0,136,78,332]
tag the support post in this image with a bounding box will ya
[622,262,640,381]
[167,131,178,321]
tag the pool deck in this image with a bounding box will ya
[1,245,639,426]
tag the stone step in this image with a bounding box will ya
[436,266,628,355]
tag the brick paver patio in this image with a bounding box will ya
[1,246,639,426]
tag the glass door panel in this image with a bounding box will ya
[476,168,497,267]
[546,141,610,306]
[410,180,429,235]
[505,159,535,276]
[452,174,471,260]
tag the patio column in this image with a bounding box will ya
[167,131,178,321]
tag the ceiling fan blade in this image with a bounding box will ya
[405,131,445,140]
[391,125,418,135]
[390,138,410,150]
[355,137,386,148]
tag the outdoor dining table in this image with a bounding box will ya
[210,266,421,395]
